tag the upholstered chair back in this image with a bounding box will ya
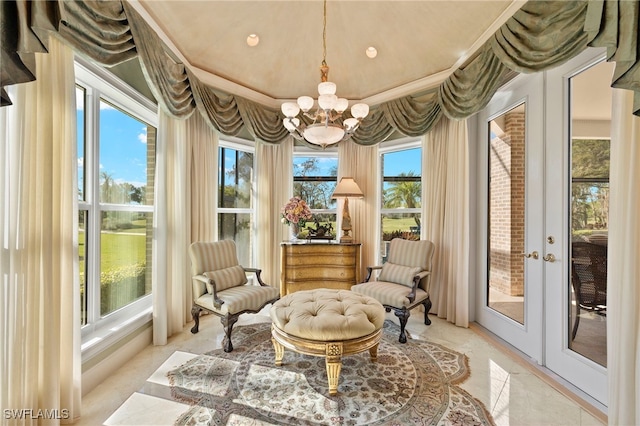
[189,240,248,299]
[382,238,435,291]
[387,238,434,270]
[189,240,240,275]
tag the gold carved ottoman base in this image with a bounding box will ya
[269,289,385,396]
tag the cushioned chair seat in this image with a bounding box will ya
[351,281,428,308]
[195,285,280,315]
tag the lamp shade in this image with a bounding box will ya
[331,177,364,198]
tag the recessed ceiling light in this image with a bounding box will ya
[366,47,377,59]
[247,34,259,47]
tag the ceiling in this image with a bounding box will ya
[128,0,526,110]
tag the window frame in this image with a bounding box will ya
[75,57,158,359]
[218,136,256,267]
[293,147,339,229]
[378,138,422,261]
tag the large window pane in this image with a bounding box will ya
[218,145,254,265]
[568,60,613,367]
[487,103,526,325]
[293,157,338,209]
[218,213,252,266]
[219,148,253,208]
[99,99,153,205]
[380,147,421,261]
[100,211,152,316]
[293,156,338,237]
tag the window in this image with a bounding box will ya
[218,141,255,266]
[380,143,422,261]
[293,154,338,237]
[76,59,157,352]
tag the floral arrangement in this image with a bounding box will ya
[281,196,313,227]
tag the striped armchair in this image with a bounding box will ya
[352,238,435,343]
[189,240,280,352]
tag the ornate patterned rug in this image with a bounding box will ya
[167,321,494,425]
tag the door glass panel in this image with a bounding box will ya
[568,61,613,367]
[487,103,526,324]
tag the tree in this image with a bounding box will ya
[384,171,422,227]
[571,139,610,232]
[293,158,336,209]
[384,172,421,209]
[100,171,115,202]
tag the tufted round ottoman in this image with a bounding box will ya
[269,288,385,395]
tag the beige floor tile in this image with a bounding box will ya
[79,306,606,426]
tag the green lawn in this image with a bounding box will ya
[297,216,419,238]
[79,225,147,271]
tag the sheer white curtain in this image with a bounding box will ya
[607,88,640,425]
[422,117,470,327]
[256,139,293,287]
[338,142,379,279]
[153,111,218,345]
[188,112,218,243]
[0,36,81,423]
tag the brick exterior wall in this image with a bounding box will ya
[145,125,156,295]
[489,111,525,297]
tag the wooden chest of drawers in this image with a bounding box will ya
[280,242,361,296]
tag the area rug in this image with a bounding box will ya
[167,321,494,426]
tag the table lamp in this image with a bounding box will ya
[331,177,364,243]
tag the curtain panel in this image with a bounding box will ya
[2,1,638,137]
[256,138,293,287]
[152,110,219,345]
[607,88,640,426]
[152,112,190,345]
[421,117,470,327]
[337,142,379,279]
[0,36,81,424]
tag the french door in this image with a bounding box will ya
[476,48,609,408]
[475,72,545,362]
[544,48,609,407]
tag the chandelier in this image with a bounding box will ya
[281,0,369,149]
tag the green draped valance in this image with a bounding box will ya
[2,0,638,144]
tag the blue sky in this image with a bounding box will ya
[98,106,148,187]
[84,92,420,191]
[77,95,149,190]
[291,147,421,177]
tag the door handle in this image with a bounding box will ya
[543,253,556,263]
[521,251,539,260]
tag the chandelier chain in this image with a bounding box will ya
[322,0,327,66]
[280,0,369,148]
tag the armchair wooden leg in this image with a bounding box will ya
[423,297,432,326]
[394,309,410,344]
[190,305,202,334]
[221,315,239,353]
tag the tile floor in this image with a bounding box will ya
[78,308,607,426]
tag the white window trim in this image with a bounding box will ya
[75,56,157,359]
[218,137,256,266]
[378,138,423,261]
[292,150,339,220]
